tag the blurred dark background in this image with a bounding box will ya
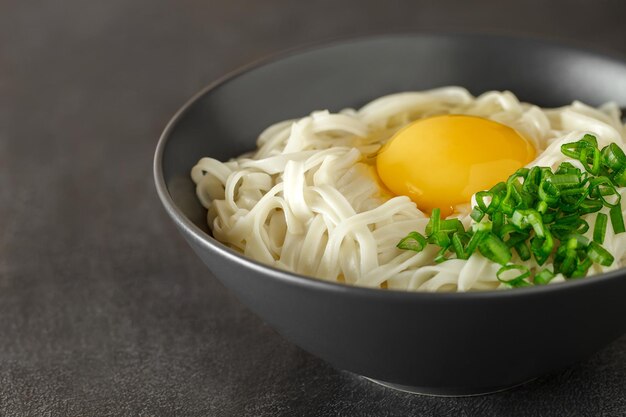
[2,1,626,416]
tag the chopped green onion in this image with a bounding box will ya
[478,234,512,265]
[601,143,626,170]
[523,166,542,194]
[554,240,578,277]
[610,204,625,234]
[497,264,530,287]
[578,199,603,214]
[470,207,485,222]
[451,232,468,259]
[542,210,556,224]
[428,231,450,248]
[587,241,614,266]
[590,177,620,208]
[434,245,450,263]
[466,231,487,255]
[534,268,555,285]
[530,232,553,266]
[581,134,599,147]
[549,173,581,189]
[511,209,546,238]
[504,231,530,248]
[475,191,499,214]
[572,258,593,278]
[514,242,531,261]
[425,208,441,235]
[538,179,560,205]
[575,218,590,235]
[554,213,579,225]
[439,218,464,234]
[559,184,589,196]
[593,212,608,244]
[580,145,601,175]
[561,233,589,248]
[501,180,523,214]
[511,167,530,179]
[613,167,626,187]
[561,136,597,159]
[561,141,588,159]
[472,222,492,232]
[475,191,491,213]
[492,211,504,236]
[555,162,581,176]
[397,232,427,252]
[536,200,548,214]
[490,182,507,194]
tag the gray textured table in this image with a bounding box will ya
[3,1,626,415]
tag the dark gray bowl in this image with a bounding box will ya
[154,34,626,396]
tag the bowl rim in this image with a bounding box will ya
[154,31,626,300]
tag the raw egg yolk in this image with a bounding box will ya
[376,115,535,217]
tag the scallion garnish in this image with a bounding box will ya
[587,241,615,266]
[478,234,512,265]
[397,134,626,286]
[593,213,608,244]
[534,268,555,285]
[397,231,427,252]
[610,204,625,234]
[496,264,531,287]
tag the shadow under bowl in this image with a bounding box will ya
[154,33,626,395]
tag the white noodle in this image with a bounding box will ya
[191,87,626,292]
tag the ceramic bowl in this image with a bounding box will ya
[154,34,626,395]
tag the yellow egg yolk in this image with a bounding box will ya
[376,115,535,217]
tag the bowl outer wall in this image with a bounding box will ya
[181,227,626,389]
[155,34,626,389]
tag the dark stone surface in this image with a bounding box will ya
[2,0,626,415]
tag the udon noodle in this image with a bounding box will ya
[191,87,626,291]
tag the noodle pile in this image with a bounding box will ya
[191,87,626,291]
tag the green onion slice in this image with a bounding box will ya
[587,241,615,266]
[601,143,626,170]
[593,212,608,244]
[610,204,625,234]
[478,234,512,265]
[397,232,427,252]
[425,208,441,235]
[534,268,555,285]
[496,264,531,287]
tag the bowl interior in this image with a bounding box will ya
[160,33,626,237]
